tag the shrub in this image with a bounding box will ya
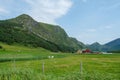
[0,45,2,49]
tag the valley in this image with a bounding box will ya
[0,43,120,80]
[0,14,120,80]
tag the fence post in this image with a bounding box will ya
[80,61,82,75]
[13,59,16,70]
[42,62,45,74]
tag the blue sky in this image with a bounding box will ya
[0,0,120,44]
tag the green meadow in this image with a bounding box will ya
[0,43,120,80]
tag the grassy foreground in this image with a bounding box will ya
[0,43,120,80]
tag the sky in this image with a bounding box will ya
[0,0,120,44]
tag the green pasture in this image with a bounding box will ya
[0,43,120,80]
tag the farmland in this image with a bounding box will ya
[0,43,120,80]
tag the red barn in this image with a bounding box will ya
[82,49,91,53]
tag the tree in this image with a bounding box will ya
[0,45,3,49]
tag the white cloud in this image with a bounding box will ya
[77,33,97,44]
[104,26,112,29]
[82,0,87,3]
[25,0,73,24]
[99,25,113,30]
[0,7,9,14]
[87,28,97,32]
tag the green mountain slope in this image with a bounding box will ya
[102,38,120,52]
[87,39,120,52]
[0,14,85,52]
[87,42,102,51]
[0,20,60,52]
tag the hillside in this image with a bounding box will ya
[102,38,120,52]
[0,43,119,80]
[87,42,102,51]
[0,14,85,52]
[88,38,120,52]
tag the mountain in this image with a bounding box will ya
[87,38,120,52]
[102,38,120,52]
[0,14,85,52]
[87,42,102,51]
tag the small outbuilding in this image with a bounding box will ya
[76,49,82,54]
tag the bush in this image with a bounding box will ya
[0,45,2,49]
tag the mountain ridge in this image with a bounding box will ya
[88,38,120,52]
[103,38,120,51]
[0,14,85,52]
[87,42,102,51]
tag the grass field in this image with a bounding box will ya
[0,43,120,80]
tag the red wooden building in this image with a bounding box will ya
[82,49,91,53]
